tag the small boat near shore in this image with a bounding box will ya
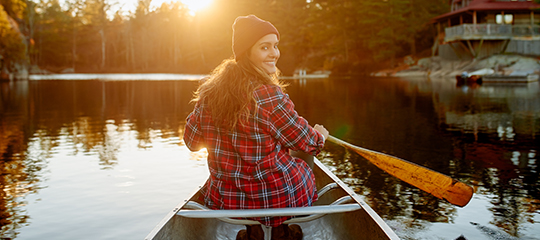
[145,158,399,240]
[455,68,495,84]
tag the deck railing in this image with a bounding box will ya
[445,24,540,42]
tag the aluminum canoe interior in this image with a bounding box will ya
[145,158,399,240]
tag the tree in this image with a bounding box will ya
[131,0,151,70]
[65,0,84,71]
[0,0,26,19]
[8,0,451,75]
[81,0,110,70]
[265,0,313,75]
[31,0,72,70]
[364,0,410,67]
[299,0,447,72]
[0,4,26,77]
[302,0,377,74]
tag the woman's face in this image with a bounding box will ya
[248,33,280,74]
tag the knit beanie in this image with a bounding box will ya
[232,15,280,61]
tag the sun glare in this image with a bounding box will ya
[181,0,213,13]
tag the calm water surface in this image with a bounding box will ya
[0,75,539,239]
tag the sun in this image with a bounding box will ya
[181,0,213,13]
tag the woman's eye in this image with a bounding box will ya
[262,46,268,50]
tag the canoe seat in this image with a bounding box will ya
[176,182,360,225]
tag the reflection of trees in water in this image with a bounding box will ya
[304,78,540,238]
[1,81,47,238]
[472,153,538,237]
[0,119,46,238]
[66,117,109,155]
[323,131,538,237]
[430,80,540,237]
[448,124,539,237]
[0,80,199,238]
[488,185,533,237]
[95,121,121,168]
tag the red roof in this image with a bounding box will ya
[433,0,540,21]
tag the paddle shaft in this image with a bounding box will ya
[327,135,473,207]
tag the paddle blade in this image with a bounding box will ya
[328,136,474,207]
[357,149,473,207]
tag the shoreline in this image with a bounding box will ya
[389,54,540,80]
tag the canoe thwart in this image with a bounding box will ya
[176,196,362,222]
[178,181,346,226]
[284,196,356,224]
[179,202,361,219]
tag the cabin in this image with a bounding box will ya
[432,0,540,60]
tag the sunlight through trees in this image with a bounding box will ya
[1,0,448,75]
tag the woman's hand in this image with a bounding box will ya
[314,124,329,142]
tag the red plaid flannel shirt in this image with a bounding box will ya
[184,84,324,227]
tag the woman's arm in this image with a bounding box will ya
[184,104,205,151]
[266,87,325,155]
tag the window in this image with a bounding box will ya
[496,14,513,24]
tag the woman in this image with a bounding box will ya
[183,15,329,240]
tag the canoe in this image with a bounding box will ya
[456,74,482,83]
[145,158,400,240]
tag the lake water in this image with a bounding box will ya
[1,74,539,239]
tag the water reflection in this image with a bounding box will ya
[1,82,37,238]
[0,77,539,239]
[286,77,539,239]
[0,80,201,238]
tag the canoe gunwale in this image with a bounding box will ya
[144,179,207,240]
[312,159,400,239]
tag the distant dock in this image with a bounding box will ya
[281,70,330,79]
[482,74,539,83]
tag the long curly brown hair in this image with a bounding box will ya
[191,56,286,130]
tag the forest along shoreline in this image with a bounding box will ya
[377,54,540,80]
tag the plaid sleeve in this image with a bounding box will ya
[265,86,325,156]
[184,103,205,151]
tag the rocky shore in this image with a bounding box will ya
[391,54,540,79]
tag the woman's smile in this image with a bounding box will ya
[249,34,280,74]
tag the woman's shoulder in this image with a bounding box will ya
[253,84,290,111]
[253,84,285,101]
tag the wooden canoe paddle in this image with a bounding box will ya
[327,135,473,207]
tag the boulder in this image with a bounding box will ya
[61,68,75,73]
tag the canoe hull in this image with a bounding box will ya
[145,159,399,240]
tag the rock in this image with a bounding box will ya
[61,68,75,73]
[395,54,540,78]
[417,57,431,70]
[13,62,28,80]
[1,62,28,81]
[404,55,415,66]
[29,65,51,74]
